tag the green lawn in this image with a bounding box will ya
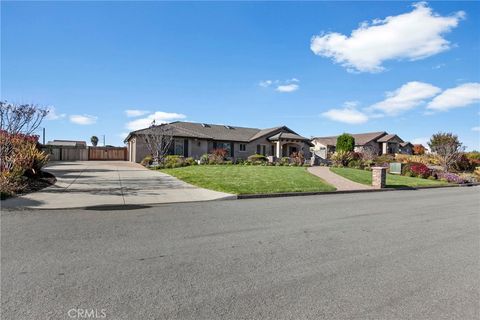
[330,167,448,188]
[160,165,336,194]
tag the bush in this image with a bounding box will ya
[453,154,478,172]
[331,150,354,167]
[141,155,153,166]
[336,133,355,152]
[347,159,364,169]
[409,162,431,178]
[435,172,464,184]
[248,154,267,165]
[427,175,437,180]
[0,131,49,197]
[290,152,305,165]
[164,155,185,168]
[279,157,290,166]
[185,157,196,166]
[374,154,395,166]
[200,154,209,165]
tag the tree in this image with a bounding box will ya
[0,101,49,135]
[412,144,425,155]
[143,122,174,163]
[90,136,99,147]
[428,132,464,171]
[336,133,355,152]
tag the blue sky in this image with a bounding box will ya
[2,1,479,149]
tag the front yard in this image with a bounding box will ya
[160,165,336,194]
[330,167,449,188]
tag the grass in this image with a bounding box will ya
[160,165,336,194]
[330,167,448,188]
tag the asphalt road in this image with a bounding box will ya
[1,187,479,320]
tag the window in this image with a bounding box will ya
[174,139,184,156]
[239,144,246,152]
[256,144,266,156]
[214,142,231,156]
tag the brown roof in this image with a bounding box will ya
[268,132,309,141]
[377,134,404,143]
[125,121,304,143]
[313,131,387,146]
[400,142,413,147]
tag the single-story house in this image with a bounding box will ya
[46,140,87,147]
[311,131,413,159]
[124,121,313,163]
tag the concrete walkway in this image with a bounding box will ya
[308,166,373,191]
[1,161,235,209]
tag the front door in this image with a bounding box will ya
[289,146,297,156]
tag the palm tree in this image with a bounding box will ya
[90,135,99,147]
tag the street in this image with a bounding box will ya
[1,187,479,319]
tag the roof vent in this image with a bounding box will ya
[224,125,234,130]
[201,123,210,128]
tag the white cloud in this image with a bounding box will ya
[368,81,441,115]
[45,107,66,120]
[322,102,369,124]
[125,109,149,117]
[259,78,300,92]
[259,80,273,87]
[472,127,480,132]
[426,82,480,111]
[126,111,186,131]
[69,114,97,125]
[310,2,465,72]
[276,83,299,93]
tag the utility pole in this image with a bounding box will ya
[42,127,46,145]
[103,135,106,146]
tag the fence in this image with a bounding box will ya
[42,146,127,161]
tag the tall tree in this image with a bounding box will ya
[428,132,464,171]
[336,133,355,152]
[90,136,99,147]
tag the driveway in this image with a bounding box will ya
[1,161,234,209]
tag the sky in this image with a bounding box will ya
[2,1,479,150]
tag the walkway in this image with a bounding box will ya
[2,161,235,209]
[308,166,373,191]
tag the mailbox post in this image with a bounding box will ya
[372,167,387,189]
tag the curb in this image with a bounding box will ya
[237,182,479,200]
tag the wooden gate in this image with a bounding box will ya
[88,147,127,161]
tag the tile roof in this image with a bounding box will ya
[125,122,304,143]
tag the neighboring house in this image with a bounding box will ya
[124,121,313,163]
[46,140,87,147]
[311,131,413,159]
[399,142,414,155]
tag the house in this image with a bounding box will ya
[311,131,412,159]
[46,140,87,147]
[124,121,313,163]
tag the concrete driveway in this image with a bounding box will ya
[1,161,234,209]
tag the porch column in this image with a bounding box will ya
[276,141,281,158]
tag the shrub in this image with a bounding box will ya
[164,155,185,168]
[336,133,355,152]
[435,172,464,184]
[200,154,209,165]
[141,155,153,166]
[331,150,353,167]
[427,175,437,180]
[279,157,290,166]
[374,154,395,166]
[290,152,305,165]
[185,157,196,166]
[0,131,49,197]
[409,162,431,178]
[453,154,478,172]
[347,159,364,169]
[248,154,267,165]
[208,148,228,164]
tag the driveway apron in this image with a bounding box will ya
[1,161,234,209]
